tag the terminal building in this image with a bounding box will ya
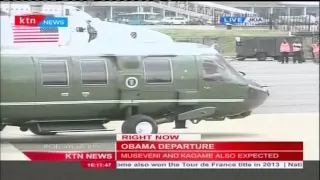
[80,1,319,20]
[81,1,255,21]
[2,1,319,22]
[0,1,256,22]
[216,1,319,18]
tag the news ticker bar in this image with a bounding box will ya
[117,134,203,141]
[21,134,303,170]
[81,161,303,169]
[116,134,303,150]
[116,141,303,150]
[23,151,303,161]
[23,134,303,161]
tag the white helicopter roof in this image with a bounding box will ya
[1,12,173,48]
[175,42,211,48]
[1,42,218,57]
[0,15,14,47]
[90,21,173,44]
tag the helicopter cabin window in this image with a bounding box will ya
[40,61,69,86]
[80,60,108,85]
[143,57,172,84]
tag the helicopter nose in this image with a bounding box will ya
[247,84,269,107]
[227,84,269,118]
[261,85,270,96]
[265,89,270,97]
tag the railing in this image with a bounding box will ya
[152,1,320,32]
[271,15,319,32]
[152,1,212,19]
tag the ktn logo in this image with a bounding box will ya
[15,14,68,27]
[220,16,264,24]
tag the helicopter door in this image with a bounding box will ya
[72,56,119,117]
[34,57,77,118]
[171,55,199,105]
[138,57,177,115]
[198,55,248,102]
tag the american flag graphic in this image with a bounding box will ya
[11,25,59,43]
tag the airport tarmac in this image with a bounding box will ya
[231,60,319,114]
[1,60,319,161]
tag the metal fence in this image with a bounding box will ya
[210,13,319,32]
[157,1,319,32]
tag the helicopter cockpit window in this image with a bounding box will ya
[201,55,238,82]
[143,57,173,84]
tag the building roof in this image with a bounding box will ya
[195,1,256,14]
[214,1,319,7]
[279,1,319,5]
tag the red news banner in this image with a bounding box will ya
[22,134,303,169]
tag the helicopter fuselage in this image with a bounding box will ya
[0,44,269,134]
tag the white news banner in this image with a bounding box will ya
[117,161,303,169]
[116,134,201,141]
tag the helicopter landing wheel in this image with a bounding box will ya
[29,125,57,136]
[121,114,158,134]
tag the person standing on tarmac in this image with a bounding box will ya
[312,40,319,64]
[280,39,291,64]
[292,40,303,63]
[312,41,319,64]
[86,20,97,43]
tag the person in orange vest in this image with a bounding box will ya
[292,40,303,63]
[312,40,319,64]
[280,39,291,64]
[312,40,318,62]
